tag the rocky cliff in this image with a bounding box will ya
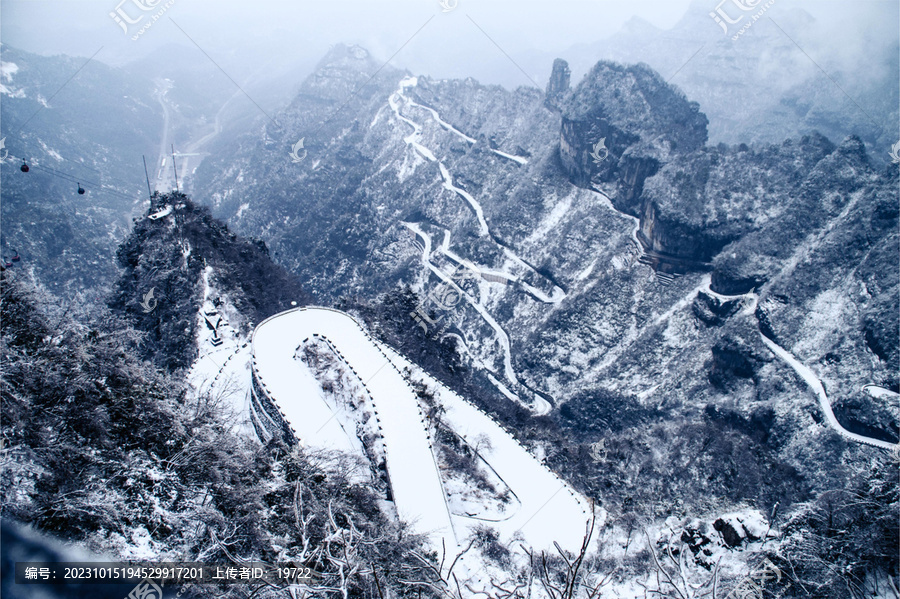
[191,45,898,539]
[557,60,708,217]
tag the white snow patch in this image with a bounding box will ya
[486,372,520,402]
[186,267,254,435]
[0,84,25,98]
[122,527,159,560]
[864,385,900,400]
[38,140,63,161]
[793,288,850,359]
[0,61,19,81]
[577,258,598,281]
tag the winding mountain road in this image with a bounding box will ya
[390,76,563,413]
[376,342,597,552]
[253,307,457,550]
[250,306,595,555]
[571,202,897,453]
[403,221,551,415]
[759,334,899,451]
[700,276,895,451]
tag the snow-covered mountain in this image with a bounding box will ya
[554,1,899,163]
[183,41,899,593]
[1,27,897,599]
[195,44,896,430]
[0,46,163,298]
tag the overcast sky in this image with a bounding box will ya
[2,0,697,57]
[1,2,895,59]
[1,1,897,93]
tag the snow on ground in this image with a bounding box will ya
[398,78,529,166]
[294,338,387,484]
[392,77,559,302]
[374,339,598,553]
[393,75,570,411]
[432,226,560,304]
[428,263,522,390]
[1,61,19,81]
[597,508,781,599]
[250,304,600,579]
[864,385,900,401]
[37,140,63,161]
[519,281,565,304]
[402,221,559,414]
[650,277,710,328]
[389,84,438,164]
[253,307,457,551]
[441,465,517,521]
[486,373,520,403]
[0,84,25,98]
[438,163,489,236]
[633,265,897,452]
[760,333,898,450]
[489,148,528,165]
[0,61,25,98]
[577,257,598,281]
[720,510,770,541]
[701,273,758,315]
[403,222,528,406]
[186,267,253,435]
[407,98,477,144]
[252,323,359,455]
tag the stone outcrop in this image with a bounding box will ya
[692,291,742,326]
[558,61,707,216]
[544,58,570,111]
[709,330,771,388]
[552,60,890,281]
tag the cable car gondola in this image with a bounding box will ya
[20,160,29,173]
[77,183,85,195]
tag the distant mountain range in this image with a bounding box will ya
[554,1,898,162]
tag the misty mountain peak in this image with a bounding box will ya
[545,58,571,110]
[564,60,707,143]
[619,15,662,37]
[297,42,397,103]
[316,43,375,70]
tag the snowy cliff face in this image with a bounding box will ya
[557,60,708,216]
[637,133,836,266]
[556,6,899,167]
[192,44,898,518]
[109,192,308,371]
